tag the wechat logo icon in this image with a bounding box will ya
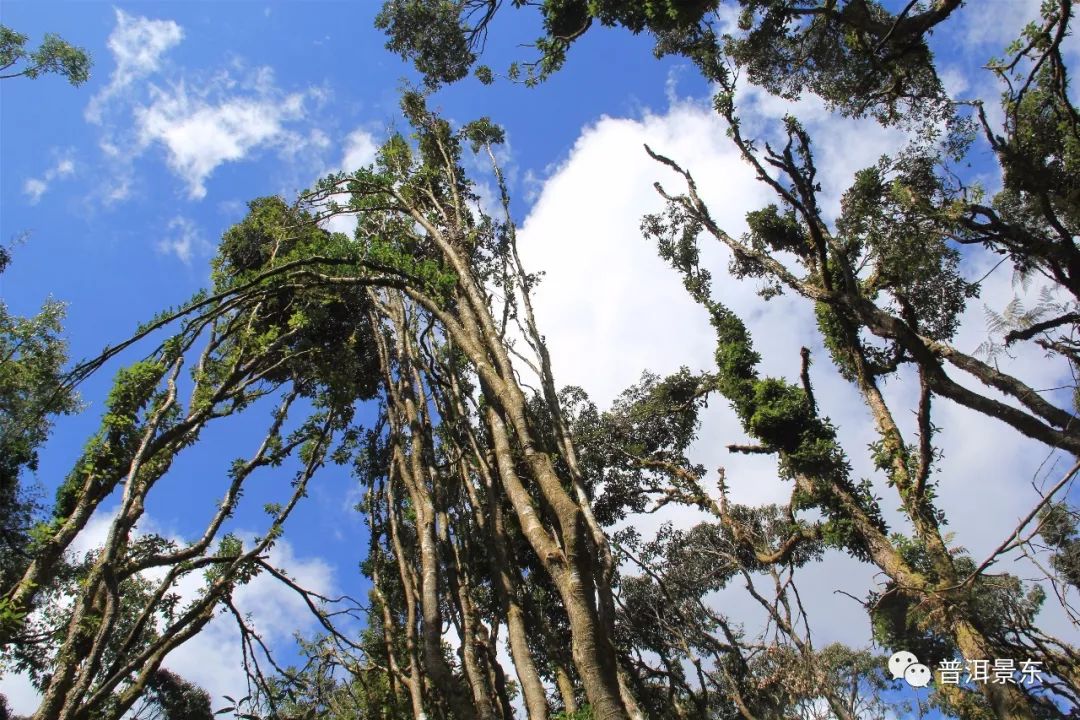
[890,650,932,688]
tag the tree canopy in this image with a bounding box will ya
[0,25,91,86]
[3,2,1080,719]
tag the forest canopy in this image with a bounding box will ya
[1,2,1079,720]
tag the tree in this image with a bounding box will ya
[251,91,938,720]
[130,669,214,720]
[0,25,91,86]
[377,1,1080,717]
[0,197,405,720]
[0,256,79,638]
[294,93,640,719]
[1,16,92,637]
[378,0,957,121]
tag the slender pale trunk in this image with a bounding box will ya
[489,487,551,720]
[401,200,636,717]
[483,405,628,720]
[427,287,631,718]
[370,563,405,702]
[395,437,474,720]
[386,475,427,720]
[449,555,497,720]
[377,304,477,720]
[446,385,551,720]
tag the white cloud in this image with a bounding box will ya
[960,1,1029,50]
[22,178,47,204]
[22,153,77,204]
[0,669,38,716]
[84,10,329,206]
[942,0,1080,134]
[307,128,331,152]
[162,537,336,706]
[105,178,131,205]
[136,78,307,200]
[319,128,380,236]
[0,509,119,713]
[519,93,821,409]
[86,9,184,124]
[955,0,1078,57]
[342,128,378,172]
[157,216,208,264]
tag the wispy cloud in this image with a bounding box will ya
[86,11,329,205]
[86,9,184,124]
[23,154,76,204]
[22,178,48,204]
[156,216,208,263]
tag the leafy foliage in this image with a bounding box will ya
[0,261,79,613]
[0,25,91,85]
[377,0,957,122]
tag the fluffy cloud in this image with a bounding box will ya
[1,509,120,714]
[162,537,336,707]
[957,0,1080,59]
[135,78,307,199]
[22,154,75,204]
[341,128,378,173]
[517,84,908,409]
[519,103,760,408]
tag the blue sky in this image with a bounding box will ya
[2,0,1078,715]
